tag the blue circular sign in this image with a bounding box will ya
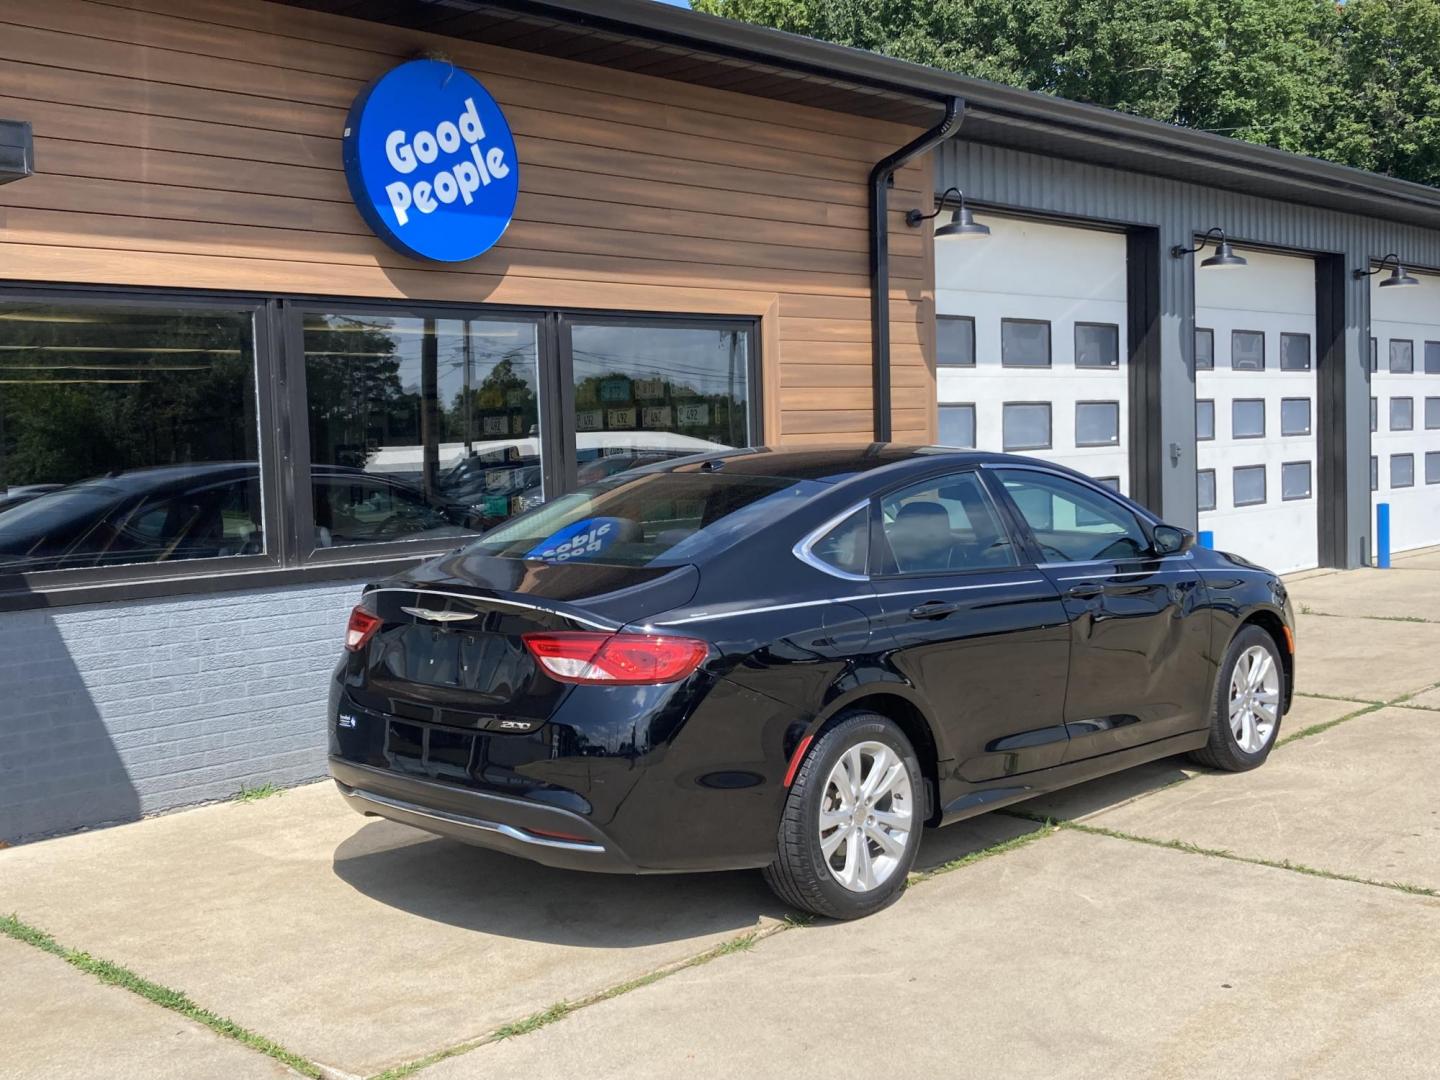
[342,60,519,263]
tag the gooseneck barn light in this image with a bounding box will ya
[906,186,990,239]
[1171,227,1247,269]
[1354,253,1419,288]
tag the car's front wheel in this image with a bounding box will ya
[763,710,923,920]
[1190,624,1285,771]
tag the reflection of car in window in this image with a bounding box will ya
[0,464,483,573]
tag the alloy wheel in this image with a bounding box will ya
[1229,644,1280,753]
[818,741,914,893]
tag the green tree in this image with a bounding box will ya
[693,0,1437,185]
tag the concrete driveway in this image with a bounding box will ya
[4,553,1439,1079]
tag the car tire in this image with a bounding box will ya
[1189,625,1286,772]
[762,710,924,920]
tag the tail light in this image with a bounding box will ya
[345,606,383,652]
[522,631,708,685]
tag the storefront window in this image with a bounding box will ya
[0,301,260,574]
[567,321,750,485]
[302,312,541,547]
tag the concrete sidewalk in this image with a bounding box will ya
[3,557,1439,1080]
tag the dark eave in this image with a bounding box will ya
[281,0,1440,229]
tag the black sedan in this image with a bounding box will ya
[329,446,1294,919]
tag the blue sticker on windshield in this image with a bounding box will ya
[526,517,626,562]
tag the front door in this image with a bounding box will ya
[869,469,1072,792]
[986,466,1212,761]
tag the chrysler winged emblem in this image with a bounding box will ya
[401,606,478,623]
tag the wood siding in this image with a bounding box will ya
[0,0,937,444]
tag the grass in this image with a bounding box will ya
[908,821,1058,884]
[368,929,767,1080]
[1276,702,1384,746]
[0,913,322,1079]
[1004,813,1440,899]
[232,782,284,803]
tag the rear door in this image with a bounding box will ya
[985,466,1211,760]
[869,468,1072,787]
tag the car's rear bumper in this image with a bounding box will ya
[328,757,645,874]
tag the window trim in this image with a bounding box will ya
[1074,399,1121,447]
[1001,400,1053,451]
[999,317,1053,369]
[0,286,285,601]
[1280,397,1312,437]
[1073,321,1120,369]
[792,499,872,582]
[1231,329,1266,371]
[1196,398,1216,442]
[1232,397,1267,439]
[1280,460,1313,502]
[1390,338,1415,375]
[1389,395,1414,432]
[1279,331,1312,372]
[1391,452,1416,489]
[936,314,976,367]
[0,282,764,610]
[1194,327,1215,372]
[1233,465,1268,507]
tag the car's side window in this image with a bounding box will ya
[878,472,1016,575]
[804,506,870,577]
[993,469,1149,563]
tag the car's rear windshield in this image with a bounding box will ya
[468,470,823,566]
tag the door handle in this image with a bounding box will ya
[1067,582,1104,599]
[909,600,961,620]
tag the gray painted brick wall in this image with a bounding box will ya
[1,578,369,842]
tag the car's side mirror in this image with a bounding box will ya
[1152,524,1196,556]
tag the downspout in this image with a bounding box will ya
[869,96,965,442]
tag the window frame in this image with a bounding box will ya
[869,467,1021,580]
[1279,332,1311,372]
[1194,327,1215,372]
[1390,339,1415,375]
[936,314,976,368]
[1389,396,1415,432]
[1426,397,1440,431]
[1391,453,1416,489]
[1197,468,1217,512]
[1196,399,1215,442]
[1001,400,1053,451]
[1280,397,1312,437]
[1073,321,1120,369]
[1232,398,1267,440]
[1231,329,1266,371]
[999,317,1053,369]
[1074,400,1121,447]
[0,283,763,609]
[1233,465,1268,507]
[1427,451,1440,486]
[1425,341,1440,375]
[1280,460,1313,502]
[937,403,977,449]
[0,284,284,604]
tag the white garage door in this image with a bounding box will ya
[934,215,1130,493]
[1195,249,1319,574]
[1370,273,1440,558]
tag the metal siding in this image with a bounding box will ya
[939,141,1421,565]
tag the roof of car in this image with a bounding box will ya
[665,445,1028,482]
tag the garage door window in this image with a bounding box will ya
[1391,397,1414,431]
[1426,342,1440,375]
[1280,333,1311,371]
[937,316,975,367]
[1370,397,1378,433]
[1390,339,1415,374]
[1197,468,1216,512]
[1075,401,1120,446]
[1425,397,1440,429]
[1233,399,1265,439]
[1371,337,1378,373]
[1281,398,1311,436]
[1001,320,1051,368]
[938,404,976,449]
[1196,399,1215,441]
[1002,403,1051,450]
[1428,452,1440,485]
[1232,331,1265,371]
[1281,461,1312,501]
[1233,466,1267,506]
[1074,323,1119,368]
[1392,454,1415,488]
[1371,456,1379,492]
[1195,328,1214,371]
